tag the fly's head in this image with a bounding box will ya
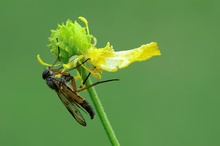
[42,67,52,80]
[42,67,60,91]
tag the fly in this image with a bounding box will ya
[42,41,119,126]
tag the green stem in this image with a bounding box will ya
[81,69,120,146]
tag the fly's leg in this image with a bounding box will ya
[82,72,91,85]
[65,58,90,72]
[76,78,119,92]
[74,66,119,92]
[66,59,91,91]
[51,69,69,75]
[70,76,77,91]
[50,38,61,68]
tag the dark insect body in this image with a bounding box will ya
[42,41,119,126]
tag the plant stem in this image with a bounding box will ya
[81,69,120,146]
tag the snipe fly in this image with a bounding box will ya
[42,43,119,126]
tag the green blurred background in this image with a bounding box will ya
[1,0,219,146]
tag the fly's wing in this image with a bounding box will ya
[64,82,95,119]
[56,90,87,126]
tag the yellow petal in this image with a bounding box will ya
[87,42,160,72]
[78,16,90,35]
[37,54,52,67]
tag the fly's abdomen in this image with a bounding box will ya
[80,100,95,119]
[65,86,95,119]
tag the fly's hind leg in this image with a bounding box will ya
[76,78,119,92]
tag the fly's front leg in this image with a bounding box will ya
[51,69,65,74]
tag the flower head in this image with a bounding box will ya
[37,17,161,79]
[48,17,93,63]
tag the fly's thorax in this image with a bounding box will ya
[45,76,59,91]
[45,71,65,91]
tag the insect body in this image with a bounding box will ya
[41,40,119,126]
[42,66,95,126]
[42,67,95,126]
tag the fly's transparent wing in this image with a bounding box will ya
[57,91,87,126]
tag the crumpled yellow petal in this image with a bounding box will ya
[87,42,160,72]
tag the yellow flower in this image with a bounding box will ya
[37,16,161,80]
[86,42,160,72]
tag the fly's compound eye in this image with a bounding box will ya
[42,69,51,79]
